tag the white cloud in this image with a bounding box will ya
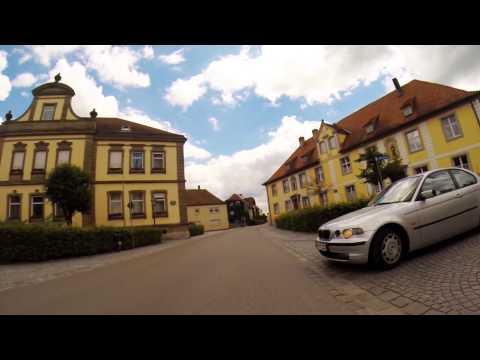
[158,49,186,65]
[48,59,119,116]
[20,91,29,97]
[142,45,154,59]
[19,45,151,89]
[164,74,207,110]
[208,117,220,131]
[186,115,321,212]
[165,45,480,110]
[0,51,12,101]
[11,72,37,87]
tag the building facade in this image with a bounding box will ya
[185,187,229,231]
[264,78,480,224]
[0,77,189,238]
[226,193,263,225]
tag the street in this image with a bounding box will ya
[0,225,353,315]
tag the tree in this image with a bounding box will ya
[46,164,91,226]
[356,147,407,188]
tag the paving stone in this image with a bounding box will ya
[369,286,388,296]
[424,309,445,315]
[379,291,400,302]
[403,302,430,315]
[391,297,412,308]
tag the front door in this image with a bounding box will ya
[414,170,464,247]
[449,169,480,230]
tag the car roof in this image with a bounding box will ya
[408,167,479,179]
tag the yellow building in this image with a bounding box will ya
[264,78,480,223]
[185,187,229,231]
[0,76,190,239]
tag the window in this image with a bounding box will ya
[299,173,307,188]
[450,169,477,189]
[8,195,21,220]
[320,192,328,207]
[152,151,165,172]
[129,191,145,217]
[441,114,462,141]
[315,166,324,184]
[273,203,280,215]
[152,192,167,216]
[414,165,429,174]
[302,196,311,208]
[421,171,456,196]
[365,123,375,134]
[56,150,70,165]
[130,150,144,172]
[109,150,123,172]
[402,105,413,117]
[11,151,25,171]
[452,154,470,170]
[340,156,352,175]
[33,151,47,171]
[472,99,480,121]
[41,104,55,120]
[53,202,65,219]
[405,129,423,153]
[290,176,297,191]
[283,179,290,193]
[271,184,277,197]
[108,192,123,219]
[345,185,357,202]
[285,199,292,212]
[329,136,337,149]
[30,195,44,220]
[319,141,328,154]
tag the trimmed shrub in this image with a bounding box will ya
[275,198,370,233]
[0,223,162,263]
[188,223,205,236]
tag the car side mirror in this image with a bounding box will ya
[420,189,436,200]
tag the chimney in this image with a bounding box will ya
[312,129,319,138]
[392,78,403,96]
[197,185,200,190]
[299,136,305,146]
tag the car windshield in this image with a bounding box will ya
[371,176,422,206]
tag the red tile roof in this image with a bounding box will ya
[185,189,225,206]
[263,136,319,185]
[336,79,479,152]
[226,194,244,202]
[263,79,479,186]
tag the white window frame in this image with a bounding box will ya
[315,166,324,183]
[472,99,480,122]
[152,151,165,170]
[441,114,462,141]
[302,196,311,208]
[319,141,328,154]
[405,129,423,153]
[340,156,352,175]
[131,151,144,170]
[109,150,123,170]
[290,176,297,191]
[271,184,277,197]
[402,105,413,117]
[33,150,47,170]
[41,105,55,121]
[30,195,44,219]
[12,151,25,170]
[414,165,429,174]
[320,191,328,207]
[57,150,71,166]
[8,195,21,219]
[345,185,356,202]
[452,154,470,170]
[283,179,290,193]
[365,123,375,134]
[299,173,307,188]
[328,136,337,149]
[130,191,145,215]
[285,199,292,212]
[108,192,123,216]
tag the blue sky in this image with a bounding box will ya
[0,45,479,211]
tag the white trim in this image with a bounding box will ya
[409,142,480,169]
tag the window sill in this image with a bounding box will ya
[10,170,23,176]
[129,169,145,174]
[29,217,44,223]
[153,212,168,218]
[31,169,46,175]
[108,214,124,220]
[151,169,166,174]
[130,213,146,219]
[108,169,123,174]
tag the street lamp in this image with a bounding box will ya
[374,154,389,191]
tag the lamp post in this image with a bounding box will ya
[374,154,389,191]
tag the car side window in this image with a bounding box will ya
[421,171,457,196]
[450,169,477,189]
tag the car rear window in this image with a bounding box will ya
[450,169,477,188]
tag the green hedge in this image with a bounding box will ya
[0,223,163,263]
[188,223,205,236]
[275,199,370,233]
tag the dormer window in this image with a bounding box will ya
[402,105,413,117]
[365,123,375,134]
[41,104,56,120]
[120,125,131,132]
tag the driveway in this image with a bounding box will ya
[0,225,355,315]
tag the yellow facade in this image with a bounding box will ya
[0,78,188,235]
[266,87,480,223]
[187,204,229,231]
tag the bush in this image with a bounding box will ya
[275,198,370,233]
[0,223,162,263]
[188,223,205,236]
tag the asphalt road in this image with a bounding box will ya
[0,225,352,315]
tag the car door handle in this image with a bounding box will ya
[455,193,463,198]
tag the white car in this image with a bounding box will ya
[315,167,480,269]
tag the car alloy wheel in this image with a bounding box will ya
[381,233,402,265]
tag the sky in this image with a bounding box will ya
[0,45,479,213]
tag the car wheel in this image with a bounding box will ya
[369,227,404,270]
